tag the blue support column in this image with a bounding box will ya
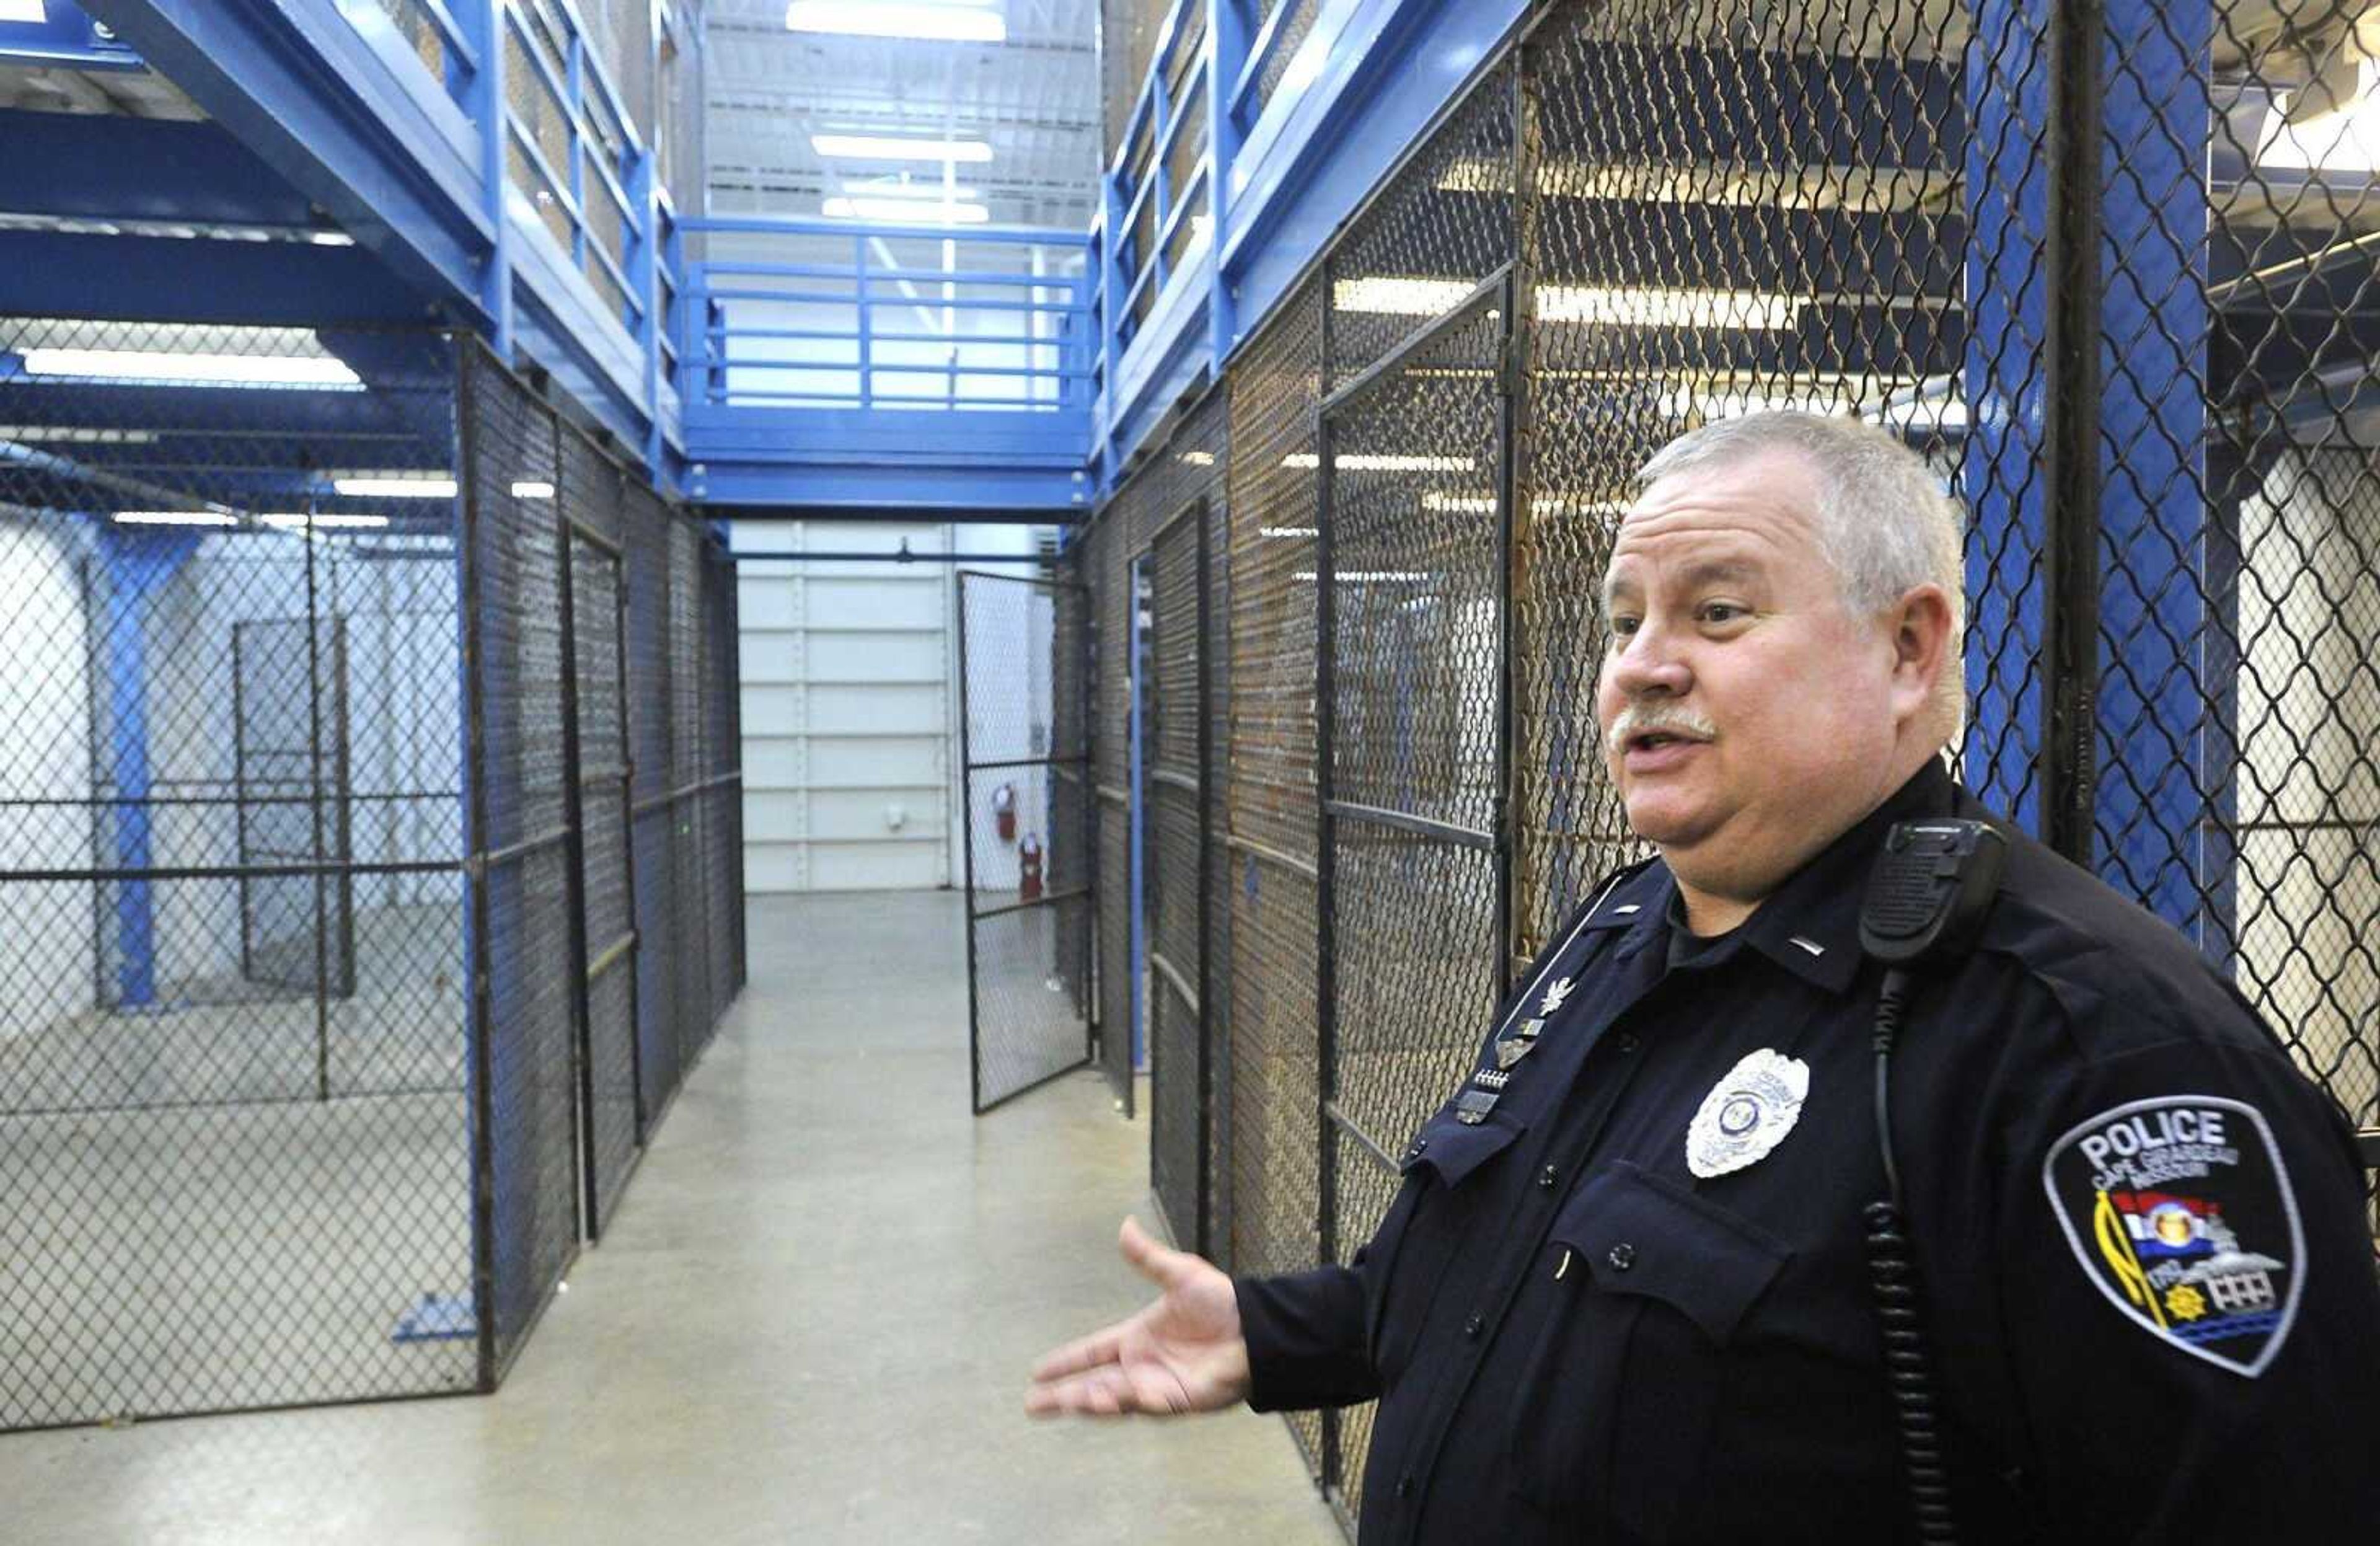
[1206,0,1247,368]
[462,0,513,354]
[2093,0,2213,941]
[1960,0,2053,837]
[95,527,200,1007]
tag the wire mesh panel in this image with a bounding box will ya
[961,570,1096,1112]
[460,346,580,1381]
[1317,282,1512,1519]
[624,485,681,1124]
[1220,275,1328,1477]
[1086,518,1137,1115]
[563,501,639,1238]
[2124,0,2380,1191]
[1051,566,1097,1028]
[0,319,474,1428]
[1145,503,1205,1247]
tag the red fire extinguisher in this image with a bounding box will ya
[992,782,1017,842]
[1018,833,1044,901]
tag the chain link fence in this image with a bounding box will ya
[1068,0,2380,1524]
[0,318,741,1431]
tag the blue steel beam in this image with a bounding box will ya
[0,230,431,327]
[79,0,493,327]
[0,108,322,228]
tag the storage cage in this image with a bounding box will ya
[1073,0,2380,1526]
[0,322,743,1431]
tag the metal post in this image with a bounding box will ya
[1311,271,1340,1498]
[1127,556,1147,1116]
[1493,273,1518,996]
[467,0,513,354]
[557,481,599,1238]
[302,495,333,1102]
[1193,497,1215,1257]
[1206,0,1246,369]
[958,574,984,1111]
[614,510,648,1140]
[2043,0,2103,866]
[457,344,500,1392]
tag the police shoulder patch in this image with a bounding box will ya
[2042,1095,2304,1378]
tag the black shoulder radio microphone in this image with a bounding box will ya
[1857,818,2008,1546]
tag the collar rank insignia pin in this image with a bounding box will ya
[1540,976,1576,1015]
[1518,1017,1546,1041]
[1494,1034,1536,1071]
[1686,1048,1812,1180]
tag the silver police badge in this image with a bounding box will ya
[1686,1048,1811,1179]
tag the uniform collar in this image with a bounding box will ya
[1600,760,1960,994]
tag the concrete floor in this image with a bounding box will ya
[0,890,1343,1545]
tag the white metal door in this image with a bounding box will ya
[733,521,953,892]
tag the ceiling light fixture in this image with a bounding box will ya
[112,510,236,527]
[1281,453,1471,472]
[19,348,364,389]
[332,476,459,498]
[2260,57,2380,170]
[813,134,995,163]
[787,2,1005,43]
[260,512,390,530]
[511,480,556,500]
[1331,276,1807,332]
[821,197,991,224]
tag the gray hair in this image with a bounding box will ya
[1635,410,1967,731]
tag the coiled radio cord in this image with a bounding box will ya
[1867,966,1957,1545]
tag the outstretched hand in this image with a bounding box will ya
[1025,1217,1250,1418]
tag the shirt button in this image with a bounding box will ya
[1464,1313,1485,1338]
[1607,1242,1637,1271]
[1538,1164,1559,1190]
[1614,1031,1641,1054]
[1396,1474,1415,1500]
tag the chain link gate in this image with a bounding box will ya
[959,569,1098,1113]
[1144,500,1210,1249]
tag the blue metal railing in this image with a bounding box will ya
[676,217,1095,415]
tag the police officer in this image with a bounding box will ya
[1026,411,2380,1541]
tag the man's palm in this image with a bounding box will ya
[1025,1217,1250,1417]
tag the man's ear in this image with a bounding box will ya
[1887,585,1955,724]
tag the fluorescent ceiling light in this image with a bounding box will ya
[787,2,1005,43]
[2261,60,2380,170]
[1543,286,1805,330]
[1178,450,1215,466]
[309,232,356,247]
[0,1,48,22]
[113,511,236,527]
[1421,493,1497,513]
[19,348,363,389]
[511,480,556,499]
[1331,277,1807,332]
[1334,277,1473,316]
[822,197,990,224]
[812,134,994,163]
[0,426,157,444]
[1294,571,1434,583]
[260,512,390,530]
[333,476,459,498]
[1281,453,1471,472]
[1259,526,1318,539]
[842,179,983,201]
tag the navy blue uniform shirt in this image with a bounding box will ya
[1236,760,2380,1543]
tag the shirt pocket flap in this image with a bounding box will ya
[1397,1111,1528,1188]
[1550,1160,1790,1344]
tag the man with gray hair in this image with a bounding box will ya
[1029,411,2380,1541]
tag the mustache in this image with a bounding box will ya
[1605,702,1718,755]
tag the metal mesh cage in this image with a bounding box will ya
[960,570,1096,1111]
